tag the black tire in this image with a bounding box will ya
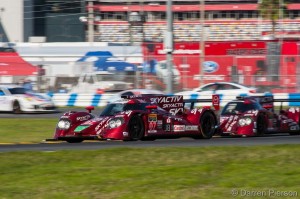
[196,111,217,139]
[141,137,156,141]
[12,101,22,114]
[289,132,300,135]
[66,138,84,143]
[290,120,300,135]
[256,114,267,136]
[128,115,144,140]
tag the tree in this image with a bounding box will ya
[258,0,287,37]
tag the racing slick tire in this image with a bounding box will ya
[256,114,267,136]
[12,101,22,114]
[289,120,300,135]
[195,111,217,139]
[66,138,84,143]
[127,115,145,140]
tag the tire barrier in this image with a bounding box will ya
[48,92,300,107]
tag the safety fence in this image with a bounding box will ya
[49,92,300,108]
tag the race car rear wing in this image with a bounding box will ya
[121,94,220,113]
[184,94,220,111]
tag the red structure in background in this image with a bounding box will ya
[143,40,300,93]
[0,51,39,76]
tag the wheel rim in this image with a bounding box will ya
[201,113,215,137]
[129,117,143,139]
[13,102,21,113]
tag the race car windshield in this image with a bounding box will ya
[8,87,27,94]
[221,102,261,115]
[100,102,149,116]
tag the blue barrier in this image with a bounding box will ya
[48,93,300,107]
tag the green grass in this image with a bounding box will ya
[1,118,300,198]
[0,146,300,199]
[0,118,58,143]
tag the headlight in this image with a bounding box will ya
[108,118,124,129]
[238,117,252,126]
[57,120,71,130]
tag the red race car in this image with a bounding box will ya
[217,95,300,137]
[47,95,219,143]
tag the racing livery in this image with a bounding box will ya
[0,85,56,113]
[48,95,218,143]
[218,95,300,136]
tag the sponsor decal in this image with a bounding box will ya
[166,118,171,123]
[150,96,184,115]
[76,115,91,121]
[203,61,219,73]
[165,124,171,131]
[191,108,203,114]
[169,108,184,115]
[226,48,266,55]
[212,94,220,111]
[157,120,163,129]
[123,132,129,137]
[174,117,183,122]
[95,117,110,133]
[148,130,157,133]
[185,125,199,131]
[74,125,89,133]
[173,125,185,132]
[158,49,199,55]
[150,95,183,104]
[149,121,157,131]
[148,114,157,122]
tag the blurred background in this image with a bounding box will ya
[0,0,299,94]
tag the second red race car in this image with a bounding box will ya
[48,94,219,143]
[217,95,300,137]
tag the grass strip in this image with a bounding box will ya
[0,118,57,143]
[0,145,300,199]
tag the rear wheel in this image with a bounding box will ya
[290,119,300,135]
[196,111,217,139]
[12,101,22,114]
[128,115,144,140]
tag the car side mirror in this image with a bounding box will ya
[85,106,95,113]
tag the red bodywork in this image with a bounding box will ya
[51,95,218,142]
[218,96,300,136]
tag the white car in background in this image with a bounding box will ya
[176,82,257,96]
[0,85,56,113]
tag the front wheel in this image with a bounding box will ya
[13,101,22,114]
[196,111,217,139]
[127,115,145,140]
[256,114,267,136]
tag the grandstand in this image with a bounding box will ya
[91,0,300,43]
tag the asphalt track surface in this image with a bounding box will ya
[0,134,300,152]
[0,108,300,152]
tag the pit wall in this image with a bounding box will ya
[48,93,300,107]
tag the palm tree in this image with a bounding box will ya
[257,0,287,37]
